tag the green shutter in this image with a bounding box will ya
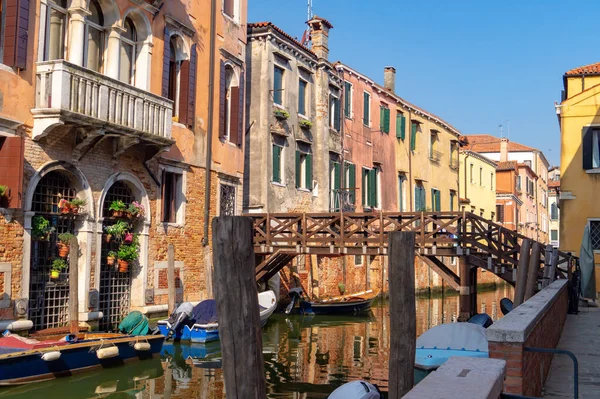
[368,169,377,207]
[295,150,301,188]
[400,115,406,140]
[334,98,341,131]
[398,175,404,211]
[344,82,351,118]
[274,67,283,105]
[362,168,368,206]
[383,108,390,133]
[272,145,281,183]
[298,80,306,115]
[435,190,441,211]
[415,186,420,211]
[363,92,369,125]
[410,122,418,151]
[348,163,356,204]
[305,153,313,190]
[333,162,341,190]
[380,106,385,131]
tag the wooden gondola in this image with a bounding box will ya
[298,290,379,315]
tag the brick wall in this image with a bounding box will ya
[487,280,568,397]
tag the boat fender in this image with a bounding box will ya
[134,342,151,351]
[41,351,61,362]
[96,346,119,359]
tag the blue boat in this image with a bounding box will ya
[158,290,277,343]
[0,332,164,386]
[415,323,489,371]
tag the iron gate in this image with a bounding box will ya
[29,171,76,330]
[98,181,133,331]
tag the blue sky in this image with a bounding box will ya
[248,0,599,166]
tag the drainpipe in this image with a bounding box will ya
[463,152,470,209]
[202,0,218,246]
[338,66,345,211]
[408,110,413,211]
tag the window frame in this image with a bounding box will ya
[40,0,68,62]
[159,166,186,226]
[329,90,341,131]
[218,181,238,216]
[344,80,353,119]
[589,219,600,252]
[363,91,371,127]
[296,146,313,191]
[84,0,106,73]
[119,16,137,85]
[273,65,285,106]
[222,0,240,23]
[298,78,308,116]
[272,143,284,184]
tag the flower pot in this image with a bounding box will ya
[118,259,129,273]
[107,256,116,266]
[50,270,60,279]
[71,207,80,215]
[111,210,124,218]
[57,242,70,258]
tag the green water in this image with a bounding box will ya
[0,283,512,398]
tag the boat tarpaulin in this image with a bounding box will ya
[416,322,488,352]
[580,224,596,299]
[191,300,218,325]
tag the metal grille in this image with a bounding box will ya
[29,171,76,330]
[590,221,600,250]
[220,183,236,216]
[99,181,133,331]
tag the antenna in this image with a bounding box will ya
[301,0,313,46]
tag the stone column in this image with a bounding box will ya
[105,25,126,80]
[67,7,91,66]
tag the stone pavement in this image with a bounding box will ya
[544,306,600,398]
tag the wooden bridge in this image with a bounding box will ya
[248,211,576,319]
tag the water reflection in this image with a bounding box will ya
[0,284,512,399]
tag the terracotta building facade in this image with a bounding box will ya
[0,0,247,331]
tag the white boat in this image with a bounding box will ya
[258,290,277,327]
[415,322,489,371]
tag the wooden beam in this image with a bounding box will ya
[524,242,541,302]
[69,237,79,334]
[458,255,472,321]
[419,255,460,290]
[513,239,531,307]
[213,216,266,398]
[388,231,416,398]
[167,244,175,314]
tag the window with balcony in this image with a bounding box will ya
[429,131,440,162]
[119,17,137,85]
[85,0,105,73]
[41,0,67,61]
[450,141,459,169]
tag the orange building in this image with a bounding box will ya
[0,0,247,332]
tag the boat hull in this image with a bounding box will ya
[0,335,164,386]
[299,296,376,315]
[157,323,219,343]
[415,348,489,371]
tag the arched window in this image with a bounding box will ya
[224,65,235,140]
[85,0,105,72]
[42,0,68,61]
[220,63,241,144]
[167,35,178,104]
[120,17,137,84]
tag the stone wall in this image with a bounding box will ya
[487,280,568,396]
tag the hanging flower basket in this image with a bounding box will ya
[107,251,117,266]
[117,259,129,273]
[111,210,125,218]
[109,200,127,218]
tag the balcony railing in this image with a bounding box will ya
[330,189,356,212]
[429,150,442,164]
[450,158,459,170]
[32,60,173,143]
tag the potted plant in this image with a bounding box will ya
[58,198,72,214]
[50,258,67,279]
[69,198,87,214]
[299,119,312,129]
[109,200,127,218]
[274,109,290,120]
[57,233,75,257]
[104,220,129,242]
[0,185,8,208]
[32,216,54,241]
[106,251,118,267]
[127,201,145,219]
[117,243,139,273]
[338,282,346,295]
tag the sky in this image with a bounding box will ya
[248,0,600,166]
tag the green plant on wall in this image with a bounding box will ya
[274,109,290,120]
[109,200,127,212]
[51,258,68,273]
[299,119,313,129]
[104,220,130,240]
[0,185,7,197]
[117,243,139,262]
[32,216,54,240]
[57,232,75,244]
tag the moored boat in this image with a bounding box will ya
[292,290,378,315]
[0,332,164,386]
[157,290,277,343]
[415,323,488,371]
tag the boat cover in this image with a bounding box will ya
[0,334,69,351]
[190,300,218,325]
[118,311,150,336]
[416,323,488,352]
[580,225,596,299]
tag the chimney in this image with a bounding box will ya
[384,66,396,93]
[308,16,333,60]
[500,138,509,162]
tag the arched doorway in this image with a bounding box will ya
[29,170,78,330]
[99,181,138,331]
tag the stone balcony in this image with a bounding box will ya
[32,60,174,146]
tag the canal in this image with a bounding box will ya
[0,283,512,398]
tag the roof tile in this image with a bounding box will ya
[462,134,536,153]
[248,22,316,58]
[565,61,600,76]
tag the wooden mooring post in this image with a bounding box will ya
[69,237,79,334]
[212,216,266,398]
[167,244,176,314]
[458,255,473,321]
[514,239,531,307]
[524,241,541,302]
[388,231,416,398]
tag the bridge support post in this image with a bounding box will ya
[458,255,473,321]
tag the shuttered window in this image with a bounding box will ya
[496,205,504,223]
[396,112,406,140]
[3,0,30,69]
[295,149,313,190]
[298,79,307,115]
[272,144,282,183]
[344,81,352,118]
[398,174,406,211]
[363,92,370,126]
[431,188,441,211]
[346,162,356,204]
[410,122,418,151]
[380,106,390,133]
[330,94,340,131]
[551,229,558,242]
[362,168,378,208]
[274,66,284,105]
[415,184,426,211]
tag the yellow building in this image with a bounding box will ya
[559,61,600,295]
[459,150,497,220]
